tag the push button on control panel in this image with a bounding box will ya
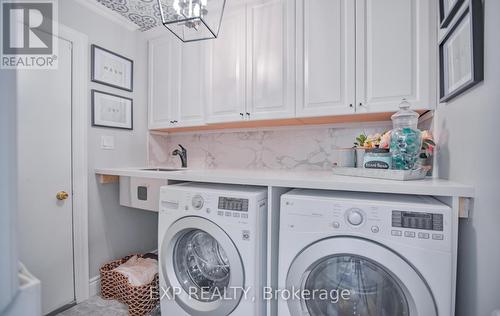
[432,234,444,240]
[371,226,380,233]
[404,231,416,238]
[418,232,430,239]
[391,230,402,236]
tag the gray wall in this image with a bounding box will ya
[434,0,500,315]
[59,0,158,278]
[0,65,19,312]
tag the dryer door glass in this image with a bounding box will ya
[173,229,231,302]
[304,255,409,316]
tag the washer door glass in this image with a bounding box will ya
[304,255,409,316]
[174,229,231,302]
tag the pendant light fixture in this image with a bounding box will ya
[157,0,226,42]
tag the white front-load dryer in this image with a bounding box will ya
[278,189,454,316]
[159,182,268,316]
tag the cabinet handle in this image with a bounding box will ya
[359,102,363,107]
[170,120,174,124]
[240,113,244,118]
[349,104,353,108]
[174,120,178,123]
[246,112,250,117]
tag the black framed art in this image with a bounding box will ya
[91,90,133,130]
[440,0,465,28]
[439,0,483,103]
[91,44,134,92]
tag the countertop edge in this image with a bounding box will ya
[94,168,475,198]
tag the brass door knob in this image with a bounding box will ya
[56,191,69,201]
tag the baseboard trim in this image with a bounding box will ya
[89,275,100,298]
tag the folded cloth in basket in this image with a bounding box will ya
[113,255,158,286]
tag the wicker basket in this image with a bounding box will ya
[100,254,159,316]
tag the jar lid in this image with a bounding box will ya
[365,147,390,154]
[391,99,420,121]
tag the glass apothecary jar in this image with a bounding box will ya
[390,100,422,170]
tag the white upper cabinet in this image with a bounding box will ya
[296,0,356,118]
[149,0,437,130]
[148,36,180,129]
[355,0,436,113]
[177,41,206,127]
[149,35,205,129]
[205,0,247,124]
[246,0,295,120]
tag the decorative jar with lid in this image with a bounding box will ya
[390,99,422,170]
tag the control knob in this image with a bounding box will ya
[191,195,204,210]
[346,208,364,226]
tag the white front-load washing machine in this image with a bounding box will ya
[159,182,268,316]
[278,189,454,316]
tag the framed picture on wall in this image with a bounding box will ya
[91,45,134,92]
[91,90,133,130]
[439,0,483,102]
[439,0,464,28]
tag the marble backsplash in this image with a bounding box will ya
[148,123,392,171]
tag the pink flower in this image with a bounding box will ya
[379,131,392,149]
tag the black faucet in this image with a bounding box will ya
[172,144,187,168]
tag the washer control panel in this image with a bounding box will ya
[161,191,255,223]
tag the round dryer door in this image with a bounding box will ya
[160,217,244,316]
[286,237,437,316]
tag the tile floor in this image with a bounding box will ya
[58,296,160,316]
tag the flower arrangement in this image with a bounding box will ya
[354,132,384,148]
[420,130,436,158]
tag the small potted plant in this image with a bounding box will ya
[354,132,384,168]
[354,133,368,168]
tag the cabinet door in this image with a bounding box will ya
[205,1,247,124]
[296,0,356,118]
[177,41,206,127]
[246,0,295,120]
[148,36,180,129]
[355,0,436,113]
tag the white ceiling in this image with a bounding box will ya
[96,0,162,31]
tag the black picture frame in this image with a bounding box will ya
[439,0,483,103]
[91,90,133,130]
[91,44,134,92]
[440,0,465,28]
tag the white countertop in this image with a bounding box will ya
[95,167,474,198]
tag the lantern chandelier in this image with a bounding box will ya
[157,0,226,42]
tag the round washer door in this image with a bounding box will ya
[160,216,245,316]
[286,237,437,316]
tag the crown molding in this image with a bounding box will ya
[73,0,140,32]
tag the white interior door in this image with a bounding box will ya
[17,37,75,314]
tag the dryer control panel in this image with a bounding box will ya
[280,190,452,252]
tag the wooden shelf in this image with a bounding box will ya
[150,112,403,134]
